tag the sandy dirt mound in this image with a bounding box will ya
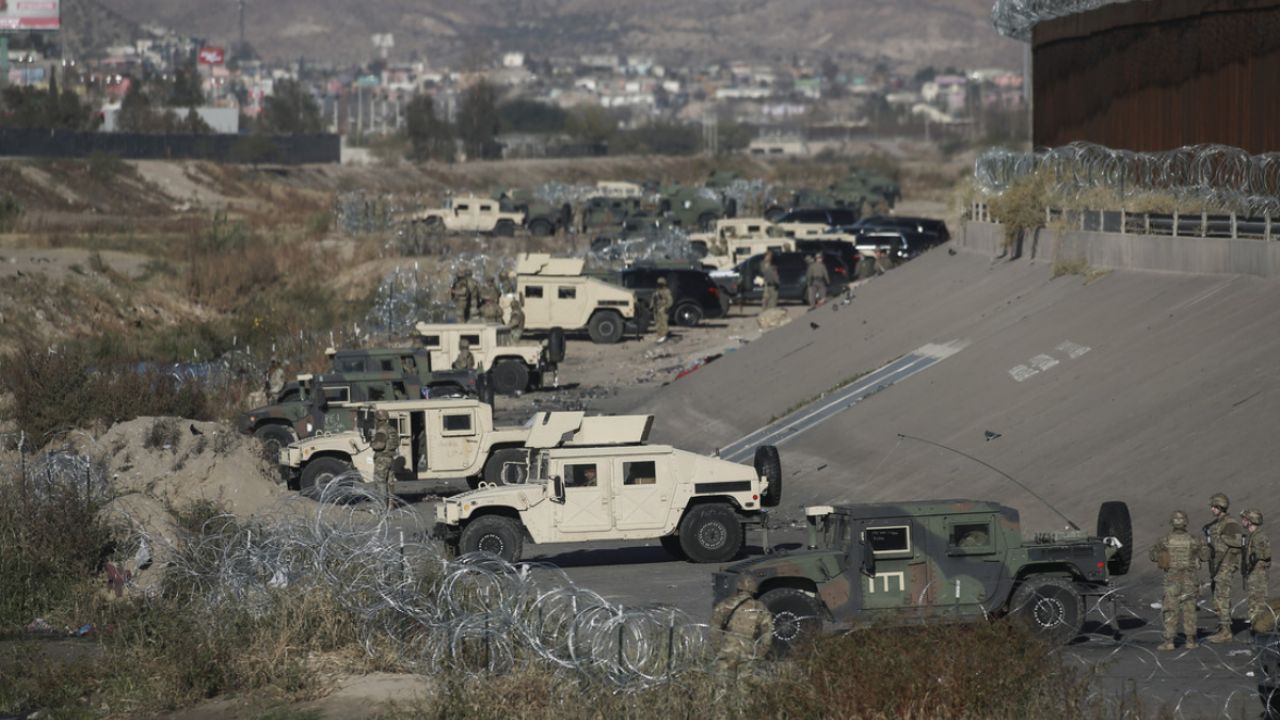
[96,416,285,517]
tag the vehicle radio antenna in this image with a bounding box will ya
[896,433,1079,530]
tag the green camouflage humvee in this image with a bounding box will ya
[712,499,1132,652]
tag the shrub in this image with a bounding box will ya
[988,171,1051,248]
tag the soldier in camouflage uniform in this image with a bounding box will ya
[759,251,780,310]
[651,276,673,341]
[710,575,773,672]
[507,296,525,342]
[450,270,473,321]
[479,280,503,323]
[452,338,476,371]
[1149,510,1209,650]
[1242,509,1272,630]
[804,254,830,306]
[1205,493,1246,643]
[371,409,399,500]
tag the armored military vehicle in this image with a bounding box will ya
[712,499,1132,653]
[411,195,524,235]
[659,185,734,231]
[434,428,781,563]
[496,188,572,237]
[281,398,548,495]
[414,322,565,395]
[580,196,644,236]
[237,347,489,463]
[516,253,647,344]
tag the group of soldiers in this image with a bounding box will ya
[756,247,897,311]
[1150,493,1271,650]
[448,269,526,347]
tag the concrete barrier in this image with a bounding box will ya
[958,221,1280,277]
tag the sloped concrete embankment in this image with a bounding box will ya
[641,245,1280,582]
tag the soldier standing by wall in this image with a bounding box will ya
[452,338,476,370]
[652,276,673,342]
[1150,510,1209,650]
[1242,509,1272,630]
[804,254,830,306]
[371,410,399,508]
[760,251,780,310]
[710,576,773,672]
[1205,493,1246,643]
[450,270,473,321]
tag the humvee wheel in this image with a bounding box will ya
[299,456,356,499]
[483,447,529,485]
[528,219,553,236]
[679,504,743,563]
[759,588,823,656]
[494,221,516,237]
[673,302,703,327]
[1097,501,1133,576]
[459,516,524,562]
[491,360,530,395]
[659,535,686,560]
[1010,577,1084,644]
[587,311,624,344]
[697,211,718,231]
[253,424,297,471]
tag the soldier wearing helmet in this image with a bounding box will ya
[1204,493,1246,643]
[651,276,673,342]
[1241,509,1272,630]
[451,269,474,321]
[370,409,400,502]
[1149,510,1210,651]
[710,574,773,672]
[803,253,830,306]
[452,338,475,370]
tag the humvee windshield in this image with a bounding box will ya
[823,514,849,548]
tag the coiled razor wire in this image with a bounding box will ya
[974,142,1280,217]
[992,0,1143,41]
[104,479,713,689]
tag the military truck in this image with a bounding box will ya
[711,499,1132,653]
[496,188,572,237]
[516,253,647,344]
[280,399,562,495]
[237,347,489,462]
[434,426,782,563]
[411,195,524,236]
[688,218,794,270]
[659,185,733,231]
[580,196,644,236]
[414,322,565,395]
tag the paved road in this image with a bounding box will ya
[717,341,967,464]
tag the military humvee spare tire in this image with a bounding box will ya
[754,445,782,508]
[547,327,566,363]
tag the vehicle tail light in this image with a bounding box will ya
[707,286,718,295]
[835,266,846,275]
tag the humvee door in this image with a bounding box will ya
[609,455,669,532]
[926,514,1008,613]
[424,407,483,475]
[553,459,613,533]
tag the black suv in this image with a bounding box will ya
[732,251,850,304]
[776,207,861,228]
[853,215,951,243]
[795,239,861,278]
[616,265,729,326]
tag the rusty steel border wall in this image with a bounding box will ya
[1032,0,1280,153]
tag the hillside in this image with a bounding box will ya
[94,0,1022,69]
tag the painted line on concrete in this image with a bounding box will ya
[719,340,967,464]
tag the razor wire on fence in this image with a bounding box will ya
[992,0,1138,40]
[974,142,1280,217]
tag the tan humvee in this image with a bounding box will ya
[595,181,644,199]
[412,195,524,235]
[280,400,612,495]
[689,218,795,270]
[434,425,783,563]
[516,253,642,344]
[414,322,565,395]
